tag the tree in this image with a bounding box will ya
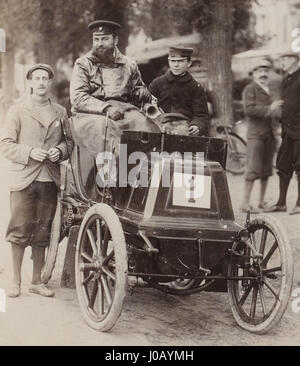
[129,0,255,126]
[200,0,234,126]
[0,0,37,100]
[0,0,132,105]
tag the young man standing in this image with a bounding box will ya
[0,64,73,297]
[240,60,281,213]
[149,47,209,136]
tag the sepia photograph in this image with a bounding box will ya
[0,0,300,348]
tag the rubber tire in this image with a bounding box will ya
[169,279,197,291]
[75,203,128,332]
[228,214,294,334]
[226,132,247,175]
[41,199,63,284]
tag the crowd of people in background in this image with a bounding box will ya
[240,51,300,215]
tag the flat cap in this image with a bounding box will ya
[26,63,54,80]
[280,49,300,59]
[168,46,194,59]
[88,20,121,35]
[252,59,272,72]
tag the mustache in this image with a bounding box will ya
[92,45,114,55]
[92,46,114,63]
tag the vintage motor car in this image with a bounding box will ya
[41,114,294,334]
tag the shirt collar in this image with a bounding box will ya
[166,70,193,83]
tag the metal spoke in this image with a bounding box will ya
[97,279,104,315]
[101,275,112,305]
[102,266,116,282]
[238,281,254,306]
[82,272,94,286]
[250,285,258,318]
[96,219,102,256]
[250,232,257,250]
[262,241,278,267]
[81,252,93,262]
[103,249,115,266]
[259,228,268,255]
[258,284,267,317]
[262,266,282,274]
[263,278,280,302]
[87,229,98,255]
[102,226,109,257]
[88,280,98,309]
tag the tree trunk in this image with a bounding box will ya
[201,0,233,129]
[0,39,15,124]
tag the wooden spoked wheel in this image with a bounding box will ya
[228,214,293,334]
[75,203,127,331]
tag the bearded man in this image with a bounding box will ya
[70,20,157,158]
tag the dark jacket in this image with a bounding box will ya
[281,68,300,139]
[149,70,209,135]
[242,81,273,139]
[0,97,74,191]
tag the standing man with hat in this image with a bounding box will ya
[70,20,156,158]
[149,46,209,136]
[0,64,73,297]
[266,50,300,214]
[240,59,281,213]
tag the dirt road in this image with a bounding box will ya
[0,160,300,346]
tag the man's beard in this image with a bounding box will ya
[92,46,115,64]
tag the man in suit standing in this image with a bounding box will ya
[0,64,73,297]
[265,51,300,215]
[240,60,281,213]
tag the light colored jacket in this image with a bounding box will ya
[70,48,147,114]
[0,97,74,191]
[242,81,273,140]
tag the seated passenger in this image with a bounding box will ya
[149,47,210,136]
[70,20,159,158]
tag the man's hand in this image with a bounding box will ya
[271,100,284,109]
[133,88,152,103]
[188,125,200,136]
[29,148,48,162]
[268,100,283,118]
[105,106,124,121]
[47,148,61,162]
